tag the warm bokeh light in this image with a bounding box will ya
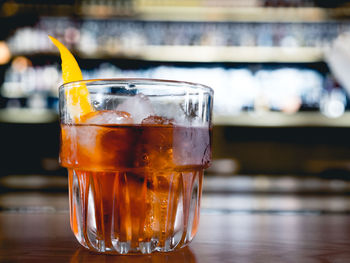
[0,41,11,65]
[11,56,32,72]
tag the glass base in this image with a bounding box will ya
[68,168,203,254]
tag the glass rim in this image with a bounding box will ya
[59,78,214,95]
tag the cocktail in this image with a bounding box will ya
[50,37,213,254]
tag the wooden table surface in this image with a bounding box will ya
[2,204,350,262]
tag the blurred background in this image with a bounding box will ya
[2,0,350,213]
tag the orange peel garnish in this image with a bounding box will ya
[48,35,93,122]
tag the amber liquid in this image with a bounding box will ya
[60,124,211,254]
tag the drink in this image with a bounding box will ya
[61,121,211,253]
[59,79,213,254]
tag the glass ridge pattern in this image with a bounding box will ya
[69,169,203,254]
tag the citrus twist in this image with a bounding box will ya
[49,36,93,122]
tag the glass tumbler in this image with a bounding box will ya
[59,79,213,254]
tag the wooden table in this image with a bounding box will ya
[2,206,350,262]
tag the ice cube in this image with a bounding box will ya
[76,111,133,151]
[116,94,154,124]
[82,110,133,125]
[142,115,174,125]
[73,110,135,169]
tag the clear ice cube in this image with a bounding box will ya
[76,111,133,159]
[83,110,134,125]
[116,94,155,124]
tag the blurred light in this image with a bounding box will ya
[321,92,346,118]
[326,100,345,118]
[11,56,31,72]
[64,27,80,45]
[0,60,334,116]
[274,176,298,191]
[27,94,47,109]
[2,1,18,17]
[281,96,302,114]
[281,36,299,47]
[329,180,348,191]
[207,159,240,174]
[254,176,271,190]
[0,41,11,65]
